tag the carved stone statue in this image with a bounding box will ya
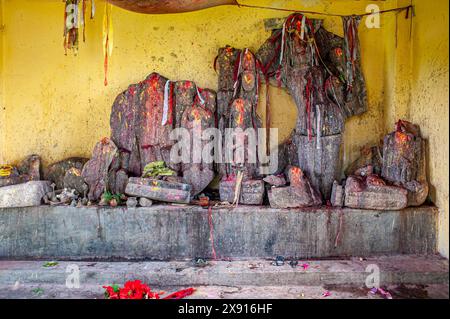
[256,14,368,201]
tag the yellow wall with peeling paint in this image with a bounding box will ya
[409,0,448,258]
[0,1,448,256]
[386,0,449,258]
[382,0,449,258]
[0,0,4,163]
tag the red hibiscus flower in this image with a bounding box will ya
[103,285,119,299]
[103,280,193,300]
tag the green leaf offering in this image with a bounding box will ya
[142,161,176,178]
[32,288,44,295]
[43,261,59,268]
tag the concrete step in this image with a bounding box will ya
[1,283,448,299]
[0,255,447,290]
[0,205,438,260]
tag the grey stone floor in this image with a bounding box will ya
[0,255,448,299]
[0,283,448,299]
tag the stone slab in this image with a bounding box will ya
[0,255,447,291]
[219,180,265,205]
[125,177,191,204]
[0,283,448,299]
[0,205,438,260]
[0,181,51,208]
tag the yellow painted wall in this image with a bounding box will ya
[0,1,448,256]
[382,0,449,258]
[408,0,448,258]
[0,0,4,164]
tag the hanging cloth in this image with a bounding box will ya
[162,80,173,126]
[63,0,80,55]
[342,15,362,99]
[81,0,96,41]
[64,1,95,54]
[91,0,96,19]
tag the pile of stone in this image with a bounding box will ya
[0,155,94,209]
[331,120,429,210]
[43,157,90,207]
[0,155,52,208]
[267,166,322,209]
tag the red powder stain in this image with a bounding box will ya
[395,131,410,144]
[243,51,254,69]
[243,73,253,85]
[234,99,245,126]
[224,174,236,182]
[289,167,303,187]
[366,175,386,187]
[183,81,193,89]
[191,108,202,122]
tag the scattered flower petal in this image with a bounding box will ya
[369,287,378,294]
[378,287,393,299]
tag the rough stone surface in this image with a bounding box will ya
[125,177,191,204]
[45,157,89,190]
[268,187,316,209]
[268,167,322,208]
[16,155,42,181]
[126,197,138,208]
[111,169,129,195]
[139,198,153,207]
[63,168,88,195]
[0,175,33,188]
[345,145,383,177]
[344,176,408,211]
[81,138,119,202]
[0,283,447,299]
[256,16,369,202]
[0,255,447,299]
[216,47,262,179]
[0,155,42,188]
[0,205,438,260]
[175,83,216,196]
[294,134,343,201]
[0,181,51,208]
[382,121,429,207]
[263,175,287,187]
[219,179,265,205]
[330,181,344,207]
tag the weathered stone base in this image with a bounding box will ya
[0,181,51,208]
[0,205,437,260]
[0,256,447,294]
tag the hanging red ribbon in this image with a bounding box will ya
[168,82,174,125]
[162,288,196,300]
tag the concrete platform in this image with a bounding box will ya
[1,283,448,299]
[0,255,447,287]
[0,205,438,260]
[0,256,448,299]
